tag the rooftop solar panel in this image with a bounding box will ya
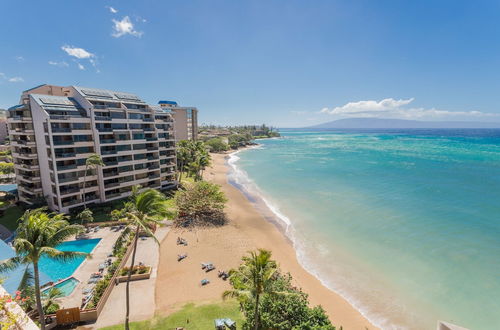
[40,97,74,106]
[114,92,141,101]
[81,89,113,98]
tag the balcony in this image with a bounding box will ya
[97,127,113,132]
[57,164,78,171]
[53,140,74,146]
[100,139,116,144]
[55,153,76,158]
[95,116,112,121]
[52,127,72,133]
[59,187,80,196]
[146,137,158,141]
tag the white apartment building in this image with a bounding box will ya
[8,84,177,213]
[158,101,198,140]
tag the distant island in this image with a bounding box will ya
[308,118,500,129]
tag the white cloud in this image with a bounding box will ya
[321,98,500,121]
[8,77,24,83]
[48,60,69,67]
[321,98,414,115]
[15,56,24,62]
[61,45,95,59]
[107,6,118,13]
[1,73,24,83]
[112,16,143,37]
[77,63,85,70]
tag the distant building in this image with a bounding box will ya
[0,109,8,144]
[158,101,198,141]
[7,84,177,212]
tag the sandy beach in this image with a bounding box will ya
[155,151,377,329]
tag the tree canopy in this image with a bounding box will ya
[174,181,227,226]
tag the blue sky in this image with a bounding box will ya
[1,0,500,127]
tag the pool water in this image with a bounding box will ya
[42,277,79,297]
[39,238,101,281]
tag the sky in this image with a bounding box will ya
[1,0,500,127]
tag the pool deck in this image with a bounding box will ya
[56,228,122,309]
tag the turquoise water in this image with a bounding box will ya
[39,238,101,281]
[42,277,79,297]
[230,130,500,330]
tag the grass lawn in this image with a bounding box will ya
[0,205,23,231]
[100,301,243,330]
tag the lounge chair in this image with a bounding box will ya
[224,318,236,329]
[201,262,212,270]
[214,319,225,329]
[205,264,215,272]
[94,226,100,232]
[177,254,187,261]
[98,263,106,271]
[88,278,99,284]
[82,286,94,295]
[201,279,210,286]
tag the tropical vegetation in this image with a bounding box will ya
[176,140,211,181]
[174,181,227,227]
[205,137,229,152]
[224,249,335,330]
[82,153,104,208]
[0,208,85,330]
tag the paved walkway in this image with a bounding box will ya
[90,225,170,329]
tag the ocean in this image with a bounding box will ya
[228,129,500,330]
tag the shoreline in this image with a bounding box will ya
[155,148,376,329]
[210,150,377,328]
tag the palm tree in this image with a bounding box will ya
[123,187,170,330]
[223,249,279,330]
[82,154,104,208]
[0,208,85,330]
[42,287,63,314]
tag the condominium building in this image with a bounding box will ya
[158,101,198,140]
[8,84,177,213]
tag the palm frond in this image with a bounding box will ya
[0,257,23,273]
[39,247,88,262]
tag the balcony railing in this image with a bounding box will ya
[52,127,72,133]
[55,153,76,158]
[95,116,112,121]
[100,139,116,144]
[53,140,74,145]
[57,164,78,171]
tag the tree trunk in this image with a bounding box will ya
[125,226,140,330]
[178,161,183,184]
[254,293,260,330]
[34,261,46,330]
[82,164,88,209]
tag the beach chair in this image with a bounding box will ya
[177,254,187,261]
[205,264,215,272]
[201,262,210,269]
[224,318,236,329]
[98,263,106,271]
[88,278,99,284]
[214,319,225,329]
[201,279,210,286]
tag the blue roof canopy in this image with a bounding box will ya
[158,100,178,105]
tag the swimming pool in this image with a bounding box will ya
[42,277,79,297]
[39,238,101,282]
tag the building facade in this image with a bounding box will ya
[8,85,177,213]
[158,101,198,141]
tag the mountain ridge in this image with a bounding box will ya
[307,118,500,129]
